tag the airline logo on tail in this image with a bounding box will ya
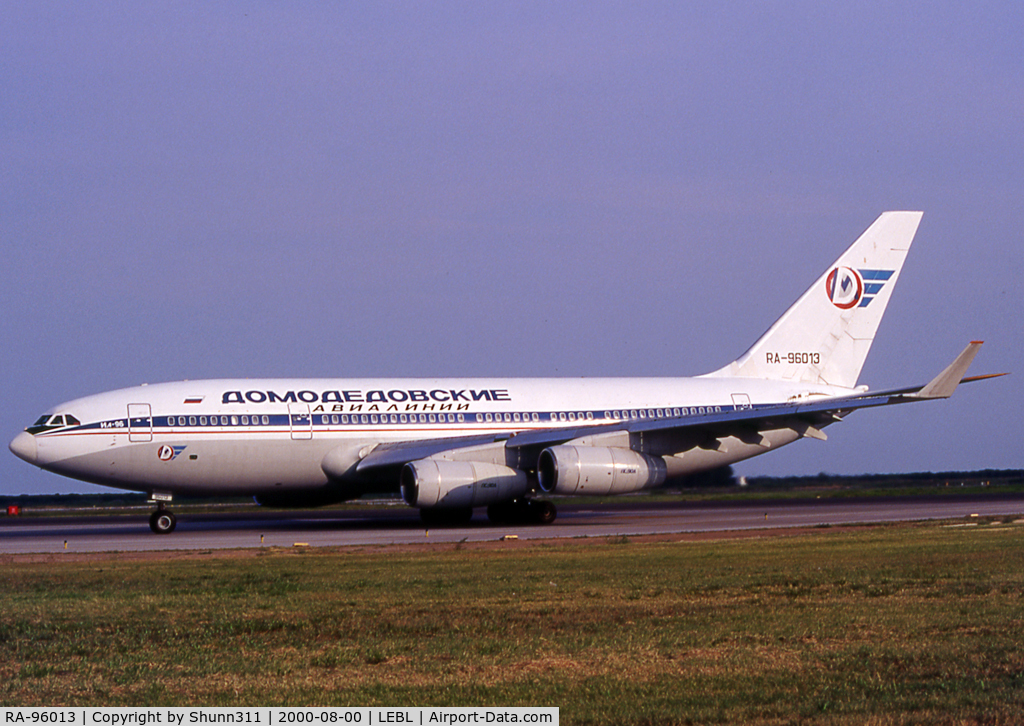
[825,267,895,309]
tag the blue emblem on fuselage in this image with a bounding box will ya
[157,445,187,462]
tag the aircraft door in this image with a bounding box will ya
[731,393,752,411]
[128,403,153,442]
[289,403,312,440]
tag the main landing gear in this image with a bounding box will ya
[487,498,557,525]
[149,503,177,534]
[417,499,557,528]
[419,506,474,527]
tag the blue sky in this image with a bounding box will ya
[2,3,1021,495]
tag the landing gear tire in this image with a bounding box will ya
[487,499,557,525]
[419,507,473,527]
[532,500,557,525]
[149,510,177,534]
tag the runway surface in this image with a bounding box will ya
[2,496,1023,554]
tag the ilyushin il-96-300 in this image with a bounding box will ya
[10,212,999,533]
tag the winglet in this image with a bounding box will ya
[911,342,984,399]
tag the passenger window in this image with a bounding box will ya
[200,416,207,425]
[262,415,269,425]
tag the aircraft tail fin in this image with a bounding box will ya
[705,211,923,389]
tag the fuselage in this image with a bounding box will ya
[10,375,855,499]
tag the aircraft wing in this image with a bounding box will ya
[356,342,998,474]
[355,433,517,471]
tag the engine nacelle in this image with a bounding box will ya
[537,445,667,496]
[401,459,530,509]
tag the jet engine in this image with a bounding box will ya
[401,459,530,509]
[537,445,667,496]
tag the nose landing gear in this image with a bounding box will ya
[149,502,177,534]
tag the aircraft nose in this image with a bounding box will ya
[9,432,38,465]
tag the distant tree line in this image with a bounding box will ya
[666,467,1024,491]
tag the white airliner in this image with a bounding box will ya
[9,212,997,533]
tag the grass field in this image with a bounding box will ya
[2,521,1022,724]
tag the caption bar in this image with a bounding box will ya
[1,709,557,726]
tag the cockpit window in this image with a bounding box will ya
[26,413,80,434]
